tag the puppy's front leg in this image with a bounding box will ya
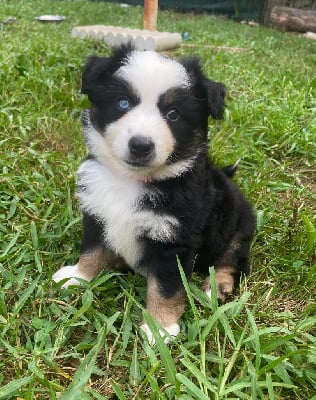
[53,247,106,288]
[141,274,185,345]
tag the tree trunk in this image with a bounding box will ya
[269,6,316,32]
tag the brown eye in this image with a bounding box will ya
[166,108,180,122]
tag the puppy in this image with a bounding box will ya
[53,44,256,344]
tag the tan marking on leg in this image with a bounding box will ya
[203,266,235,303]
[103,250,128,271]
[76,248,106,280]
[217,239,240,265]
[203,237,241,302]
[77,247,127,280]
[215,266,235,301]
[146,275,185,329]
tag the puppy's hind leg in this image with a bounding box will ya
[203,238,252,303]
[203,266,235,303]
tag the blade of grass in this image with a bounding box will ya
[176,373,210,400]
[218,313,236,347]
[180,358,217,395]
[30,221,38,250]
[1,277,39,336]
[60,326,107,399]
[142,312,176,385]
[201,301,240,341]
[258,349,305,377]
[111,381,128,400]
[0,376,33,400]
[302,214,316,253]
[178,258,201,332]
[0,231,21,261]
[64,288,93,327]
[209,266,219,312]
[246,308,261,372]
[129,338,141,386]
[219,318,250,395]
[137,362,165,400]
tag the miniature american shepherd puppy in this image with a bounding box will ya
[53,44,256,344]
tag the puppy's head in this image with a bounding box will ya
[81,44,225,181]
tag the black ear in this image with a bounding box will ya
[81,56,111,101]
[203,78,226,120]
[180,56,226,120]
[81,43,135,103]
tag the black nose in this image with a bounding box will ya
[128,136,154,158]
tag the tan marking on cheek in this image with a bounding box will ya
[163,89,178,104]
[77,247,127,279]
[145,275,185,329]
[203,266,235,303]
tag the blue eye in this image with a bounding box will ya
[166,108,180,122]
[117,98,130,111]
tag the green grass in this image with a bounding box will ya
[0,0,315,398]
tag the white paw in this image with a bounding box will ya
[140,323,180,346]
[52,264,89,288]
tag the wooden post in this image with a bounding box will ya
[144,0,158,31]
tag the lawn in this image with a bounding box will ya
[0,0,315,399]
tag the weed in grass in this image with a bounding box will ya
[0,0,315,398]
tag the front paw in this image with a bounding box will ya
[52,264,89,288]
[140,322,180,346]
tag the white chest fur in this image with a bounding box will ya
[77,159,179,271]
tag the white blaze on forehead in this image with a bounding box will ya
[106,51,191,171]
[115,51,191,100]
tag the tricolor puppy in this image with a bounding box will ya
[53,44,256,344]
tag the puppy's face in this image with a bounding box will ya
[81,45,225,181]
